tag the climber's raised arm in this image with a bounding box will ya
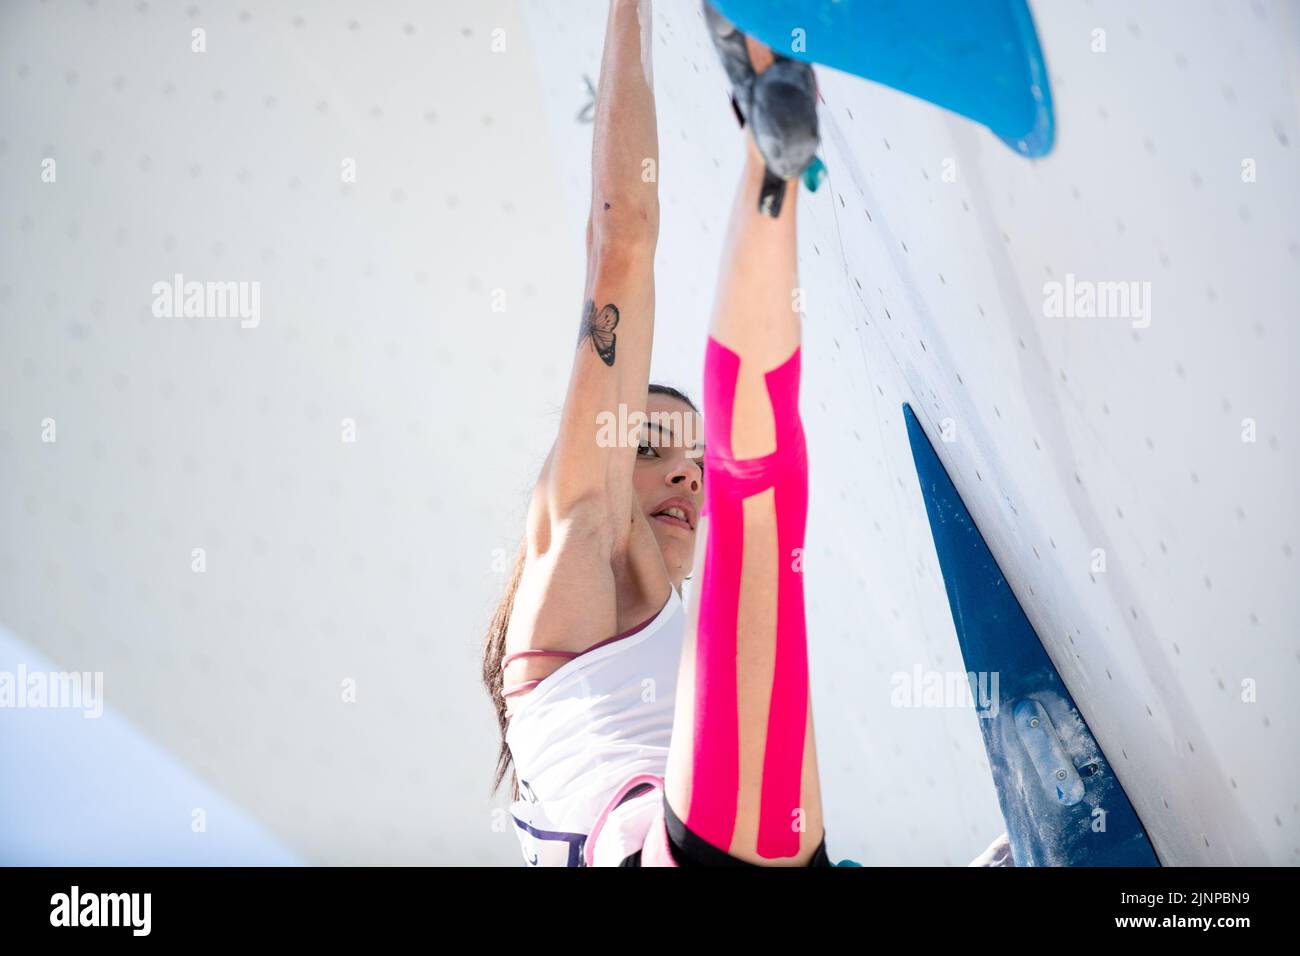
[539,0,661,549]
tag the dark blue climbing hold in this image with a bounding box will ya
[902,403,1157,865]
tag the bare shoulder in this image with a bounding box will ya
[502,508,671,707]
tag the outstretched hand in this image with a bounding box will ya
[968,831,1016,867]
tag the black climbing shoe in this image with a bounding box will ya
[703,0,820,217]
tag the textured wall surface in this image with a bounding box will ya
[1,0,1295,865]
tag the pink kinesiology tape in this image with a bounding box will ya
[688,335,810,860]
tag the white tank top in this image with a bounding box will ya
[504,586,685,866]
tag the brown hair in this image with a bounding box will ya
[483,383,699,801]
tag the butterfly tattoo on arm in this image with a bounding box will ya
[576,298,619,367]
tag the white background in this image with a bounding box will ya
[1,0,1295,865]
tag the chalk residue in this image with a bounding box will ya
[637,0,654,89]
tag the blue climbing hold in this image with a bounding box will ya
[711,0,1056,157]
[902,404,1157,866]
[801,154,827,192]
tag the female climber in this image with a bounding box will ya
[481,0,835,866]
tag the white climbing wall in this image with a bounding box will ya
[1,0,1295,865]
[519,0,1299,866]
